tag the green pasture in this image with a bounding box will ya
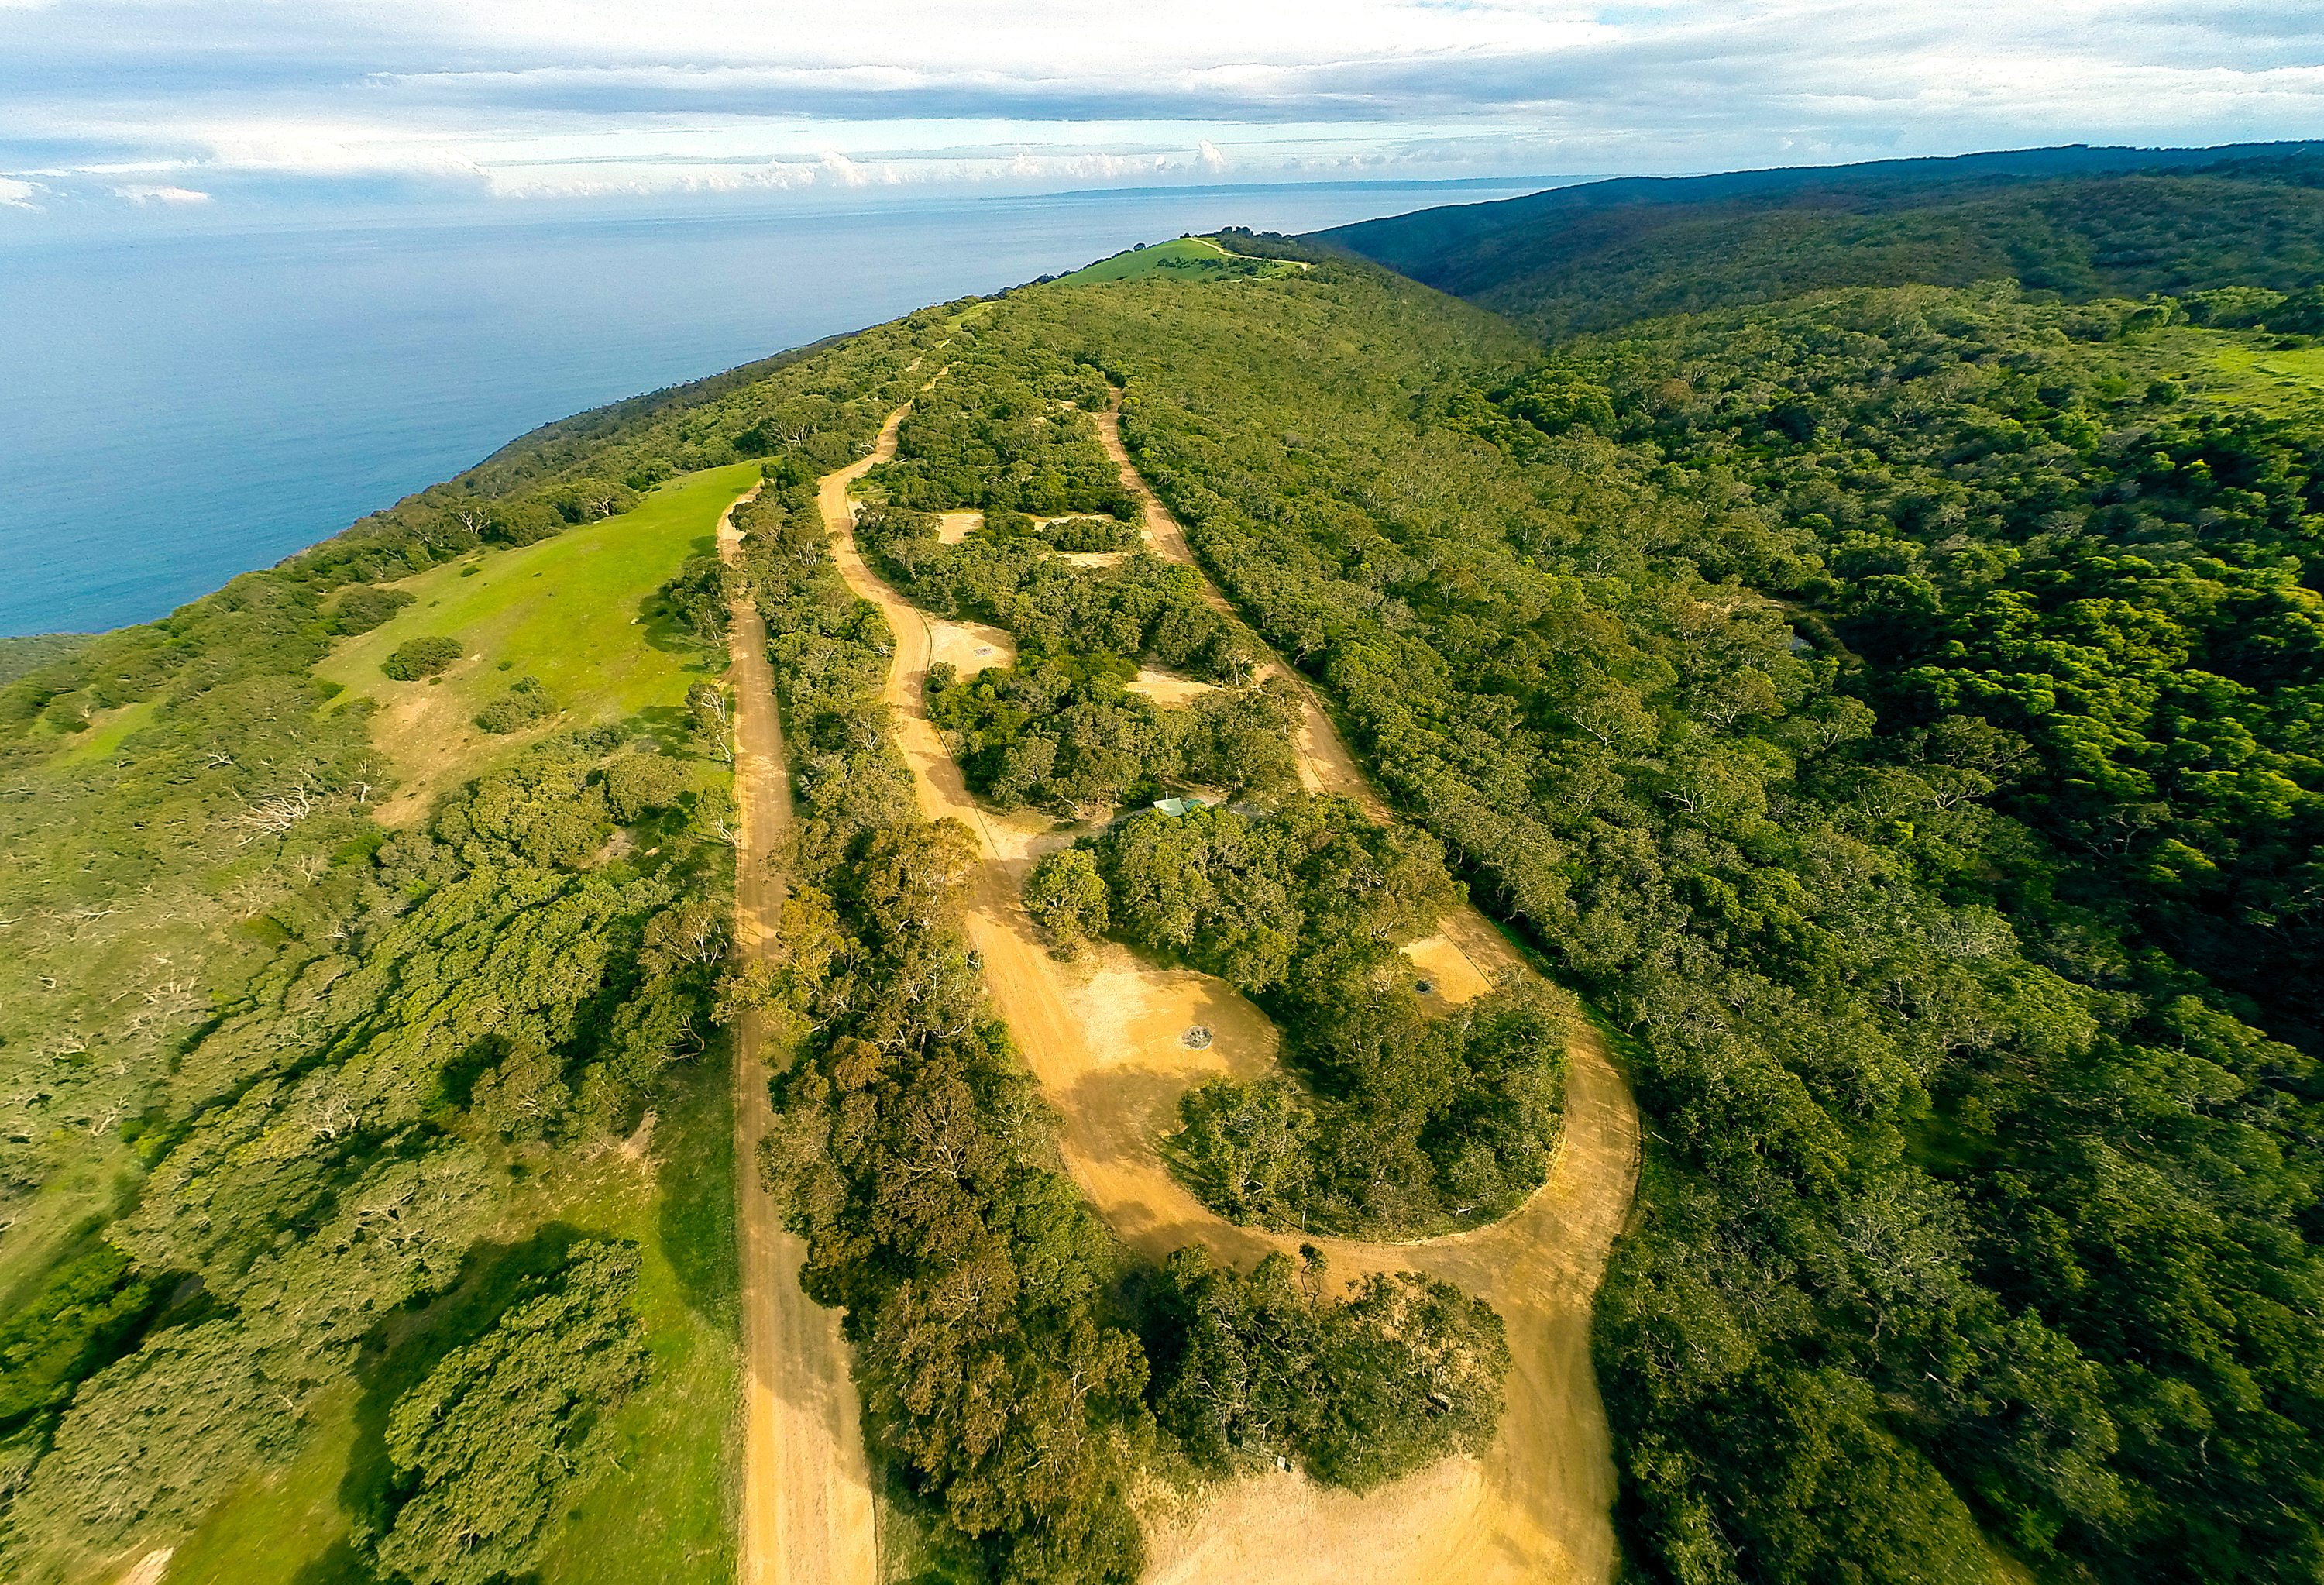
[2202,339,2324,414]
[1051,235,1299,286]
[313,461,755,801]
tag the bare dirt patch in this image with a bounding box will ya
[114,1549,173,1585]
[1124,666,1219,708]
[358,663,499,830]
[923,614,1014,674]
[935,511,983,544]
[1401,933,1498,1009]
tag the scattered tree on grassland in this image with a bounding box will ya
[474,676,555,734]
[383,635,464,680]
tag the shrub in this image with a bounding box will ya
[383,635,464,679]
[475,677,556,734]
[332,585,417,634]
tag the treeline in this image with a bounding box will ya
[739,436,1514,1582]
[964,263,2324,1581]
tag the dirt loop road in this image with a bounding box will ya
[823,404,1641,1584]
[722,487,878,1585]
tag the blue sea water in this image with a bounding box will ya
[0,181,1545,638]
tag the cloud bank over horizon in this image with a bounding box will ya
[2,0,2319,225]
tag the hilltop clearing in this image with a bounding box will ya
[1053,235,1306,287]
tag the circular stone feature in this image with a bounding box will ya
[1415,979,1436,995]
[1182,1025,1213,1049]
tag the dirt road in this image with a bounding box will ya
[821,407,1642,1584]
[722,488,878,1585]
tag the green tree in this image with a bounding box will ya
[1023,848,1109,953]
[372,1243,651,1585]
[383,636,464,680]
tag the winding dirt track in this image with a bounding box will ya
[820,407,1643,1584]
[724,490,878,1585]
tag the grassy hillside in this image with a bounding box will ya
[0,310,947,1581]
[1315,143,2324,339]
[312,461,760,823]
[1052,235,1305,285]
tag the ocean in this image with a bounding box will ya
[0,181,1545,637]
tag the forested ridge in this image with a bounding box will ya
[827,332,1578,1244]
[1318,144,2324,342]
[1,143,2319,1585]
[948,243,2319,1583]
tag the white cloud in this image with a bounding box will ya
[0,1,2318,220]
[109,184,209,204]
[0,176,44,208]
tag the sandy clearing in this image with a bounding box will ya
[1057,549,1133,568]
[724,483,878,1585]
[936,511,984,544]
[1124,667,1219,708]
[358,658,504,830]
[821,405,1641,1585]
[1401,933,1500,1008]
[923,613,1015,674]
[113,1549,171,1585]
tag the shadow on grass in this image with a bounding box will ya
[293,1222,617,1583]
[625,703,697,755]
[628,581,732,667]
[655,1052,740,1329]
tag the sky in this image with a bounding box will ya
[2,1,2320,226]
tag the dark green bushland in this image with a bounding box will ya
[951,260,2324,1582]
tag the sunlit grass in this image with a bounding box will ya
[311,461,756,815]
[1052,235,1300,286]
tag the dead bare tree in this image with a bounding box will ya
[230,777,317,844]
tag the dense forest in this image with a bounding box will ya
[1318,143,2324,340]
[0,141,2317,1585]
[921,239,2318,1583]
